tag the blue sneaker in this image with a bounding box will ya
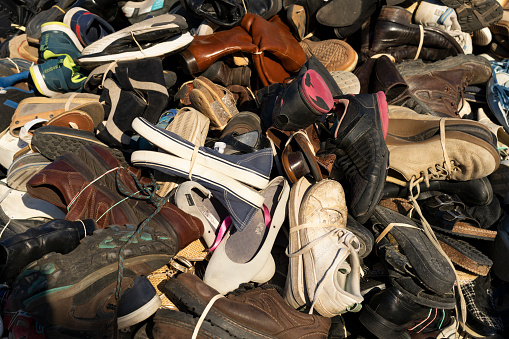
[63,7,115,47]
[30,54,87,97]
[39,22,83,60]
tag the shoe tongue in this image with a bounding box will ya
[300,69,333,114]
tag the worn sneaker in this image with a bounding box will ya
[77,14,193,67]
[39,21,83,60]
[9,224,178,337]
[122,0,178,24]
[63,7,115,47]
[30,54,87,97]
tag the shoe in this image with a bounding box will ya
[460,275,505,337]
[285,177,363,317]
[30,55,87,97]
[0,34,39,63]
[9,224,178,337]
[414,0,462,31]
[174,181,229,248]
[39,22,83,60]
[122,0,178,23]
[189,76,239,130]
[203,176,289,294]
[26,0,77,42]
[162,273,331,338]
[316,0,379,28]
[487,59,509,134]
[327,92,389,223]
[63,7,115,47]
[441,0,503,33]
[473,27,493,45]
[330,71,360,95]
[6,152,51,192]
[77,14,193,68]
[0,219,97,283]
[299,39,358,72]
[199,61,251,87]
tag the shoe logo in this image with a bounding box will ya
[302,70,332,113]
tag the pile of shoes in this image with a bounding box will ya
[0,0,509,338]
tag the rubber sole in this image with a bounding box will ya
[441,0,503,33]
[29,65,60,97]
[117,293,162,329]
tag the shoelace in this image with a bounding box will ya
[490,60,509,113]
[403,119,466,328]
[286,223,362,314]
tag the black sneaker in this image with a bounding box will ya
[327,92,389,223]
[9,224,178,337]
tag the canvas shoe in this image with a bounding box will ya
[203,177,290,294]
[30,55,87,97]
[39,22,83,61]
[63,7,115,47]
[77,14,194,67]
[8,225,176,337]
[285,177,363,317]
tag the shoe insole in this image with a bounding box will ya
[224,182,282,263]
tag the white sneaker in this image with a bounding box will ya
[284,178,363,317]
[414,0,461,31]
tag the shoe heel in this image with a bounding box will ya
[251,255,275,283]
[378,6,413,25]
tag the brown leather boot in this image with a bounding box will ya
[178,26,257,75]
[369,6,463,61]
[159,273,331,339]
[242,14,307,86]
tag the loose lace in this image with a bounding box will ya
[286,222,362,314]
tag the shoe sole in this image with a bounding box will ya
[441,0,503,33]
[330,71,360,94]
[31,126,109,161]
[29,64,61,97]
[132,117,271,189]
[436,233,493,276]
[6,153,51,191]
[396,54,492,85]
[77,32,193,68]
[117,293,162,329]
[284,177,312,309]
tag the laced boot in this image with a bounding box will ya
[0,219,98,283]
[326,92,389,223]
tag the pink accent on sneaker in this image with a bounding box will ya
[301,69,333,114]
[376,91,389,139]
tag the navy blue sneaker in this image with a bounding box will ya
[30,54,87,97]
[63,7,115,47]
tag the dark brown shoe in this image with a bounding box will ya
[161,273,331,339]
[369,6,463,61]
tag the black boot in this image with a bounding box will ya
[0,218,97,283]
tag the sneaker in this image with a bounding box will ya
[63,7,115,47]
[9,224,178,337]
[441,0,503,33]
[29,54,87,97]
[122,0,179,24]
[326,92,389,224]
[77,14,193,68]
[39,22,83,60]
[414,0,462,31]
[26,0,77,41]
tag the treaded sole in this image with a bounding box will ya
[441,0,503,33]
[358,304,407,339]
[162,278,277,339]
[437,233,493,276]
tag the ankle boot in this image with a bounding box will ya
[0,218,98,283]
[178,26,256,75]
